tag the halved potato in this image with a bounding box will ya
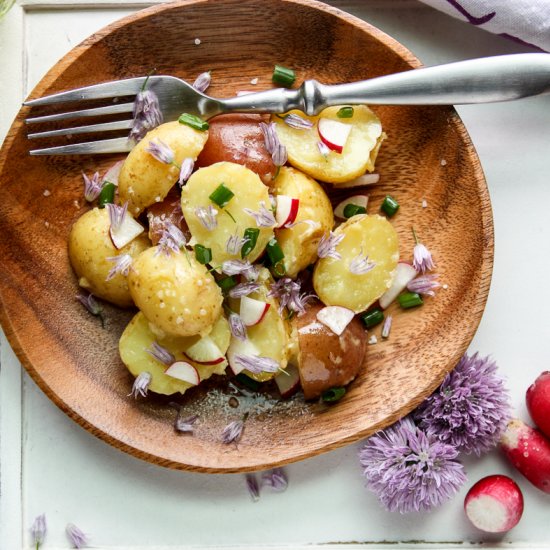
[119,312,230,395]
[272,105,384,184]
[313,214,399,312]
[181,162,274,265]
[272,167,334,278]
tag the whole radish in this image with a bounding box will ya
[464,475,523,533]
[500,418,550,493]
[526,371,550,438]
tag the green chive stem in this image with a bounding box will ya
[398,291,423,309]
[361,308,384,329]
[272,64,296,87]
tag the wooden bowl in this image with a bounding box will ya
[0,0,493,473]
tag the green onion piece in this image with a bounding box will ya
[194,244,212,265]
[336,106,354,118]
[322,387,346,403]
[361,308,384,328]
[381,195,399,217]
[235,373,260,391]
[97,182,116,208]
[266,237,285,265]
[209,183,234,208]
[272,64,296,87]
[343,203,367,218]
[241,228,260,258]
[178,112,209,131]
[398,291,423,309]
[216,276,238,292]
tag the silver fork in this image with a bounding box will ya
[24,53,550,155]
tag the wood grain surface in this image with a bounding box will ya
[0,0,493,473]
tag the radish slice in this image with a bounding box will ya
[334,195,368,220]
[526,371,550,438]
[103,160,123,186]
[164,361,200,385]
[275,364,301,398]
[379,262,418,309]
[227,338,261,375]
[275,195,300,228]
[240,296,270,326]
[109,215,144,250]
[184,336,225,365]
[316,306,354,336]
[318,118,352,154]
[337,173,380,188]
[464,475,523,533]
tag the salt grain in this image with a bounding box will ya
[422,198,428,208]
[440,159,447,166]
[250,78,258,85]
[43,189,51,197]
[194,38,201,45]
[368,334,378,345]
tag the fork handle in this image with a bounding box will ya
[221,53,550,116]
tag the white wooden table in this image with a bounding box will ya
[1,1,550,548]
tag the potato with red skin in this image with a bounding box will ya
[146,188,190,245]
[196,114,276,185]
[526,371,550,438]
[292,301,367,400]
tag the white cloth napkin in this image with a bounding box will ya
[418,0,550,52]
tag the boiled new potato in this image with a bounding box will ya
[293,301,367,400]
[313,214,399,312]
[119,121,209,215]
[120,312,230,395]
[181,162,274,265]
[272,167,334,278]
[128,246,222,337]
[68,207,150,307]
[272,105,384,184]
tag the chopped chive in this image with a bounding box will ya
[266,237,284,265]
[97,182,116,208]
[337,106,354,118]
[343,203,367,218]
[322,387,346,403]
[381,195,399,217]
[217,275,238,292]
[194,244,212,265]
[272,64,296,87]
[235,373,261,391]
[209,183,234,208]
[398,291,423,309]
[178,112,209,131]
[241,228,260,258]
[361,308,384,328]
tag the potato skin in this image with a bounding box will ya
[293,302,367,400]
[128,246,222,337]
[272,167,334,278]
[68,207,150,307]
[118,121,209,215]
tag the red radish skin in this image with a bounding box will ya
[318,118,351,154]
[526,371,550,438]
[501,418,550,493]
[464,475,523,533]
[275,195,300,228]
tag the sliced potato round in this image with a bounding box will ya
[68,207,150,307]
[119,312,230,395]
[128,246,222,337]
[118,121,209,216]
[313,214,399,312]
[181,162,274,265]
[272,105,384,184]
[272,167,334,278]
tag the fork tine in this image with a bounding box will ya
[28,120,133,140]
[29,137,133,155]
[26,102,134,124]
[24,77,147,106]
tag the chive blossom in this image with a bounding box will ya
[192,71,211,93]
[381,315,393,338]
[317,231,344,260]
[195,205,218,231]
[82,171,101,202]
[146,138,175,164]
[243,201,276,228]
[106,201,128,232]
[282,113,313,130]
[146,342,175,366]
[179,112,209,131]
[105,253,133,280]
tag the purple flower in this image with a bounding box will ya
[129,372,152,398]
[82,171,101,202]
[229,282,260,298]
[283,113,313,130]
[146,138,175,164]
[260,122,287,167]
[157,221,186,255]
[243,201,276,228]
[195,205,218,231]
[381,315,392,339]
[268,277,313,316]
[226,233,248,255]
[146,342,175,366]
[317,231,344,260]
[414,353,511,456]
[412,229,435,273]
[129,89,163,142]
[31,513,47,548]
[317,141,330,157]
[106,202,128,232]
[271,142,288,166]
[75,292,105,327]
[228,312,247,341]
[105,253,132,281]
[193,71,211,93]
[246,473,260,502]
[261,468,288,492]
[359,416,466,513]
[222,259,259,281]
[175,413,198,433]
[178,157,194,186]
[66,523,88,549]
[349,249,376,275]
[221,420,244,444]
[234,354,279,374]
[407,274,441,297]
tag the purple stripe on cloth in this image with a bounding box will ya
[445,0,496,25]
